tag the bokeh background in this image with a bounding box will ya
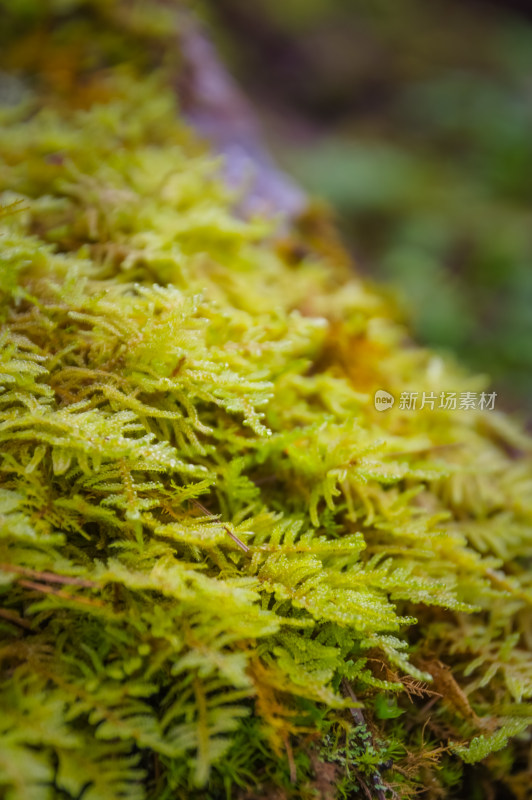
[199,0,532,418]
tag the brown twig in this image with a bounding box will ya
[18,580,104,607]
[191,499,250,553]
[341,678,387,800]
[342,677,366,727]
[282,734,297,784]
[0,563,96,587]
[0,608,33,630]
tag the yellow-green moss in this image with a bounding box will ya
[1,3,532,799]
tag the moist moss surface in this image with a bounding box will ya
[1,3,532,799]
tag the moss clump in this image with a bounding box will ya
[1,3,532,799]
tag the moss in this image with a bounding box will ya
[0,2,531,798]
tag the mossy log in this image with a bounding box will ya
[0,3,531,799]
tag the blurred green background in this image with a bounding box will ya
[200,0,532,416]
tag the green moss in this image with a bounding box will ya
[0,2,531,798]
